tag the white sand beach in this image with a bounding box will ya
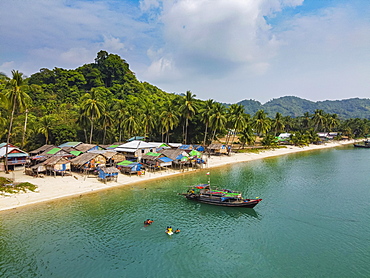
[0,140,357,212]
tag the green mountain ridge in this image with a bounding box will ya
[224,96,370,119]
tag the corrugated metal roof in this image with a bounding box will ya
[116,140,156,149]
[159,157,173,162]
[46,148,61,155]
[0,147,29,158]
[115,148,136,153]
[7,153,29,158]
[58,142,82,148]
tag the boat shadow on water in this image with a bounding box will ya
[194,202,261,219]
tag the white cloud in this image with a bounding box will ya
[0,0,369,103]
[141,0,302,83]
[0,62,15,76]
[101,36,127,52]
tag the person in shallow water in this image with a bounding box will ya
[144,219,154,225]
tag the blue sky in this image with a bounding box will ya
[1,0,369,104]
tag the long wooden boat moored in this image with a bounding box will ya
[180,184,262,208]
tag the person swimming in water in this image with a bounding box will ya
[166,226,173,234]
[144,219,154,225]
[174,229,180,234]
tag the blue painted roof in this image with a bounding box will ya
[159,157,173,162]
[59,142,82,148]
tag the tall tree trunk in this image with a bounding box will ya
[203,123,209,146]
[21,109,28,148]
[84,128,88,143]
[229,122,239,147]
[103,125,107,145]
[211,129,217,143]
[184,118,188,144]
[89,116,94,144]
[5,96,17,174]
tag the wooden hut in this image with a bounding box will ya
[69,152,107,173]
[159,149,189,167]
[43,156,71,176]
[141,152,173,171]
[88,150,126,166]
[29,145,56,157]
[207,144,229,155]
[116,160,143,175]
[25,163,46,177]
[75,143,100,153]
[97,166,119,183]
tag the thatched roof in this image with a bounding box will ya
[30,145,56,155]
[61,146,78,153]
[75,144,98,153]
[99,166,119,173]
[88,150,118,159]
[30,163,46,170]
[207,144,226,149]
[43,156,70,166]
[159,149,188,160]
[38,148,69,157]
[69,152,104,166]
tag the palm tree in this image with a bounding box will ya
[301,112,311,130]
[252,110,271,136]
[38,115,54,144]
[289,131,310,147]
[198,99,214,146]
[141,103,157,141]
[226,104,249,146]
[261,134,278,148]
[312,109,326,132]
[209,102,227,143]
[123,107,139,140]
[100,109,114,145]
[160,102,179,143]
[77,112,90,143]
[238,125,256,148]
[306,129,321,144]
[3,70,31,173]
[326,114,339,132]
[180,91,197,144]
[113,99,127,142]
[80,88,105,143]
[272,112,285,136]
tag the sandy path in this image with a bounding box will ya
[0,140,357,212]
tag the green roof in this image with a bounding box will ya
[189,150,201,157]
[117,160,135,166]
[47,148,61,155]
[70,150,82,156]
[145,152,161,156]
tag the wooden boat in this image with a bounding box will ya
[354,140,370,148]
[180,184,262,208]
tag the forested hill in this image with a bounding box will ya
[232,96,370,119]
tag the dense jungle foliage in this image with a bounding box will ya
[235,96,370,119]
[1,50,370,151]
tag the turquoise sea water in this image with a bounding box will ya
[1,146,369,277]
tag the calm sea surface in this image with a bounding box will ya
[1,145,369,277]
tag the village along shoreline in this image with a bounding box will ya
[0,139,358,212]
